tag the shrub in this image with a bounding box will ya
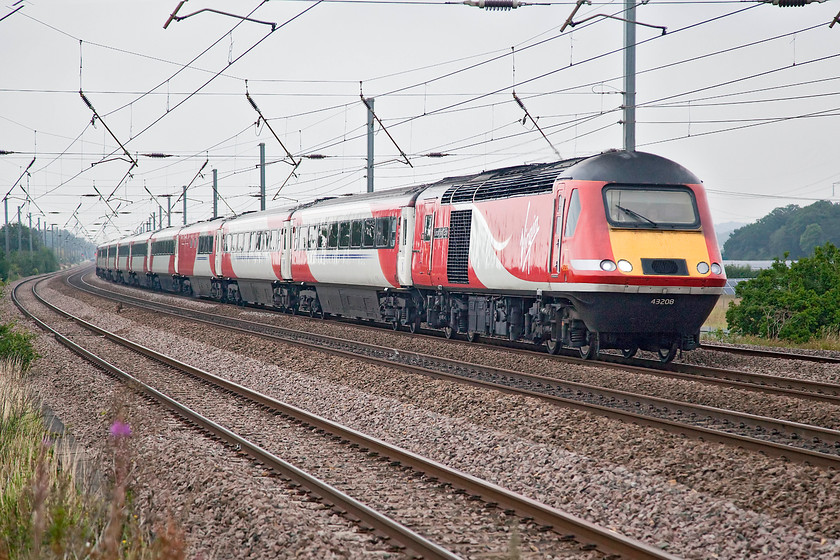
[726,243,840,342]
[0,322,39,371]
[722,264,760,279]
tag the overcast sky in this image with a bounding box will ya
[1,0,839,241]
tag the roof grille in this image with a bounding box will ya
[441,159,582,205]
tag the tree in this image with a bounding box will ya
[726,243,840,342]
[800,223,826,255]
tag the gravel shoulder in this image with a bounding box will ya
[7,271,840,559]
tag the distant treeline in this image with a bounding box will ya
[723,200,840,260]
[0,224,59,282]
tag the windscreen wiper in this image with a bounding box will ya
[616,204,658,227]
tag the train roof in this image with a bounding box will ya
[290,184,426,212]
[97,150,700,249]
[415,150,701,202]
[563,150,702,185]
[222,205,296,231]
[178,217,226,235]
[117,231,153,245]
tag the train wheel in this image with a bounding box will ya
[443,326,454,339]
[621,346,638,359]
[409,319,420,334]
[466,331,478,343]
[391,320,400,331]
[545,337,561,355]
[578,332,600,360]
[658,342,678,363]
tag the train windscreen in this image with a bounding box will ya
[603,186,699,229]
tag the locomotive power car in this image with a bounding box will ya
[96,150,726,362]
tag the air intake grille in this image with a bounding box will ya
[447,210,472,284]
[440,159,582,205]
[641,258,688,276]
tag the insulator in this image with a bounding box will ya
[464,0,521,10]
[763,0,821,5]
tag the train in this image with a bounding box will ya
[96,149,726,362]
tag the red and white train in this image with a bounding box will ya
[96,150,726,362]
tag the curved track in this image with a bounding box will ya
[71,268,840,469]
[16,269,679,560]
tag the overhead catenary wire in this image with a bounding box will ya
[6,0,836,233]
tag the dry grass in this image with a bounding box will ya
[703,295,736,331]
[0,360,186,560]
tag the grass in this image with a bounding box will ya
[703,295,735,332]
[0,359,186,560]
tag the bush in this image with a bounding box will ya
[0,322,39,370]
[722,264,760,279]
[726,243,840,342]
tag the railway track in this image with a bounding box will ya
[16,270,679,560]
[69,268,840,469]
[75,269,840,407]
[700,342,840,365]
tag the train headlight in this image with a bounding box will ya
[600,259,617,272]
[710,262,722,275]
[617,259,633,272]
[697,262,710,274]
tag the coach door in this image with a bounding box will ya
[280,221,293,280]
[397,207,415,286]
[550,189,564,276]
[414,200,436,284]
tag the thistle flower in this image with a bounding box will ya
[109,420,132,439]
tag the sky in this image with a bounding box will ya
[1,0,839,242]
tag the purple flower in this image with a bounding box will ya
[109,420,132,439]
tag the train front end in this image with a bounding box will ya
[557,151,726,358]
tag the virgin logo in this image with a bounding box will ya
[519,202,540,274]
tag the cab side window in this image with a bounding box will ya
[564,190,581,238]
[422,215,433,241]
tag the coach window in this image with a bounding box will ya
[300,227,308,250]
[564,190,581,238]
[351,220,362,248]
[308,226,317,250]
[362,219,375,248]
[375,217,394,248]
[318,225,328,249]
[339,221,351,248]
[328,223,338,248]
